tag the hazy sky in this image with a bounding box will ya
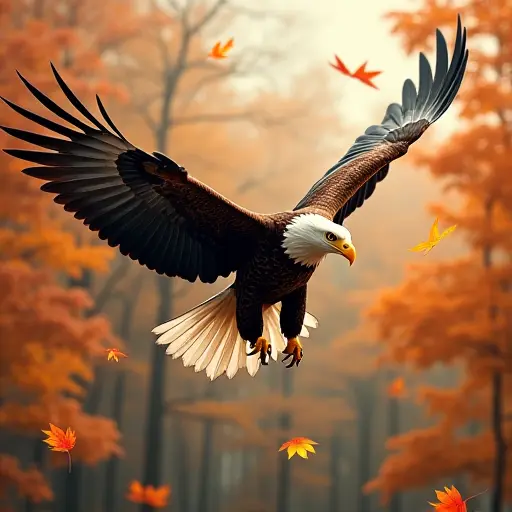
[228,0,461,136]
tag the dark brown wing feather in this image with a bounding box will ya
[1,64,268,284]
[294,15,469,222]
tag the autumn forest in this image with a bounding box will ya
[0,0,511,511]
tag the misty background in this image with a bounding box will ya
[0,0,510,511]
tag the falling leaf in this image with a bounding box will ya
[208,38,234,59]
[41,423,76,473]
[387,377,406,398]
[329,55,382,89]
[278,437,318,460]
[106,348,128,362]
[127,481,171,508]
[127,481,146,504]
[145,485,171,508]
[409,217,457,255]
[428,485,486,512]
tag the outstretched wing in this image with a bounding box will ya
[294,15,468,223]
[1,65,269,284]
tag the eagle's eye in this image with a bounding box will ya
[325,231,337,242]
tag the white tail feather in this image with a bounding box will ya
[152,287,318,380]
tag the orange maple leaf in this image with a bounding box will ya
[127,481,171,508]
[329,54,382,89]
[145,485,171,508]
[127,481,146,504]
[41,423,76,473]
[208,38,234,59]
[278,437,318,460]
[387,377,406,398]
[428,485,486,511]
[409,217,457,255]
[106,348,128,362]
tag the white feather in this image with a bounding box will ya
[152,287,318,380]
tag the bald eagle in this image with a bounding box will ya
[1,16,468,380]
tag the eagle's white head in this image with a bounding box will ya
[282,213,356,267]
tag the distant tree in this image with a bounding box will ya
[364,3,512,511]
[103,2,335,509]
[0,2,138,510]
[0,262,122,507]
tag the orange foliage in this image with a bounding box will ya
[0,0,146,273]
[387,377,406,398]
[127,481,171,509]
[0,262,123,500]
[0,0,140,505]
[365,0,512,505]
[0,455,52,505]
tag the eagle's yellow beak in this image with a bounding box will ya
[332,239,356,266]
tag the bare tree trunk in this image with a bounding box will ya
[174,419,191,512]
[388,395,401,512]
[140,275,172,512]
[103,371,126,512]
[354,380,375,512]
[32,0,45,19]
[210,450,222,512]
[491,370,506,512]
[197,386,216,512]
[60,270,95,512]
[276,371,294,512]
[24,440,46,512]
[329,430,342,512]
[467,421,482,510]
[483,200,506,512]
[104,276,142,512]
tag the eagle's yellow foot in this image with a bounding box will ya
[248,336,272,365]
[282,337,303,368]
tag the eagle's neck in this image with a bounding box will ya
[281,216,326,267]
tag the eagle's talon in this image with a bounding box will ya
[282,337,303,368]
[247,337,271,365]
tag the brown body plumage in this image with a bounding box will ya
[0,16,468,380]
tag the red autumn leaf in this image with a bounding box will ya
[41,423,76,473]
[126,480,145,504]
[208,38,234,59]
[428,485,486,511]
[127,480,171,508]
[145,485,171,508]
[329,55,382,89]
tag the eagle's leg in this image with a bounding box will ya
[236,297,271,365]
[279,286,307,368]
[247,337,272,365]
[282,337,303,368]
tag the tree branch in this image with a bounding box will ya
[88,258,132,317]
[131,95,161,131]
[174,102,310,128]
[175,45,282,110]
[172,110,260,126]
[188,0,228,36]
